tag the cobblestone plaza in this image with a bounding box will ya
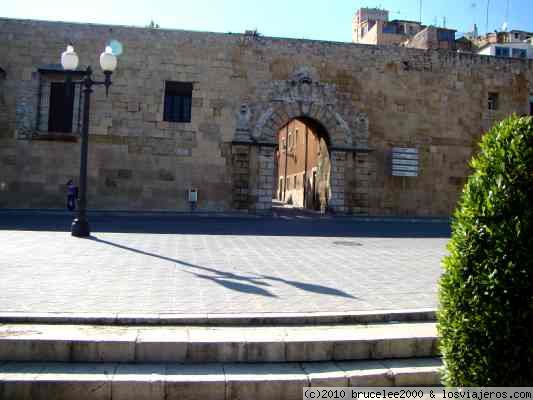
[0,214,449,316]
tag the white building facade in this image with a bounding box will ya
[478,42,533,59]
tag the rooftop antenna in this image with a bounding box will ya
[503,0,510,31]
[485,0,490,34]
[470,2,477,28]
[419,0,422,24]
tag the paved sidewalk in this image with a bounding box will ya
[0,215,449,315]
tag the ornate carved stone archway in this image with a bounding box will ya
[232,66,369,214]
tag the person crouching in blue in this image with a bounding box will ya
[66,179,78,211]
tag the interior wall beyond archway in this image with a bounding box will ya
[275,118,332,212]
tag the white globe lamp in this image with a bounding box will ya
[100,46,117,72]
[61,45,79,71]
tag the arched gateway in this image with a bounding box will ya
[231,67,370,213]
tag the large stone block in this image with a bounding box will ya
[165,364,225,400]
[0,362,45,400]
[111,364,165,400]
[225,363,309,400]
[0,339,70,362]
[337,360,393,387]
[71,339,135,363]
[301,362,349,387]
[135,329,188,363]
[31,363,114,400]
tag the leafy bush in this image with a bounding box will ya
[438,115,533,386]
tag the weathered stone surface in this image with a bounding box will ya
[112,364,165,400]
[135,329,188,363]
[0,359,443,399]
[0,18,531,215]
[32,363,114,400]
[301,362,349,387]
[225,363,309,400]
[382,358,443,386]
[337,360,394,386]
[165,364,225,400]
[198,122,221,142]
[157,169,175,182]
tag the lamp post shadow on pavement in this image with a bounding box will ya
[60,44,118,238]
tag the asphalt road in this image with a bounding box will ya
[0,210,451,238]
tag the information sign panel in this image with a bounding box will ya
[391,147,419,177]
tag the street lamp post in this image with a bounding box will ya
[61,45,117,237]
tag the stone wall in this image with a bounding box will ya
[0,18,531,215]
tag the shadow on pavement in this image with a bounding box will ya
[91,236,356,299]
[0,212,451,238]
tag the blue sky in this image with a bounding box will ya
[2,0,532,41]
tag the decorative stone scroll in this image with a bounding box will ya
[232,66,369,214]
[233,65,369,150]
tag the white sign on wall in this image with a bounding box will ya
[391,147,419,177]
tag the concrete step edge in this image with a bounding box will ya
[0,358,443,399]
[0,322,439,363]
[0,308,436,326]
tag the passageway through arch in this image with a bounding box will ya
[274,117,331,212]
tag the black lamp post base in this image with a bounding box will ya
[71,218,91,237]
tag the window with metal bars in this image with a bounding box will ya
[35,67,85,135]
[163,81,192,123]
[488,92,499,111]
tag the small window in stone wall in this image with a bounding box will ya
[164,81,192,123]
[488,92,499,111]
[47,82,74,133]
[36,72,84,135]
[0,68,5,107]
[0,68,6,127]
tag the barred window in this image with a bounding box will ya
[164,81,192,123]
[488,92,499,111]
[48,82,74,133]
[0,68,6,126]
[36,66,84,134]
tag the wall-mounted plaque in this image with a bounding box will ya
[391,147,419,177]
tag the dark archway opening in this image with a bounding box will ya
[273,117,331,212]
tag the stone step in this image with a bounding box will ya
[0,358,442,400]
[0,322,438,364]
[0,309,436,326]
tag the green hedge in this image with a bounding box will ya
[438,115,533,386]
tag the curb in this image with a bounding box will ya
[0,308,436,326]
[0,209,259,219]
[0,209,450,223]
